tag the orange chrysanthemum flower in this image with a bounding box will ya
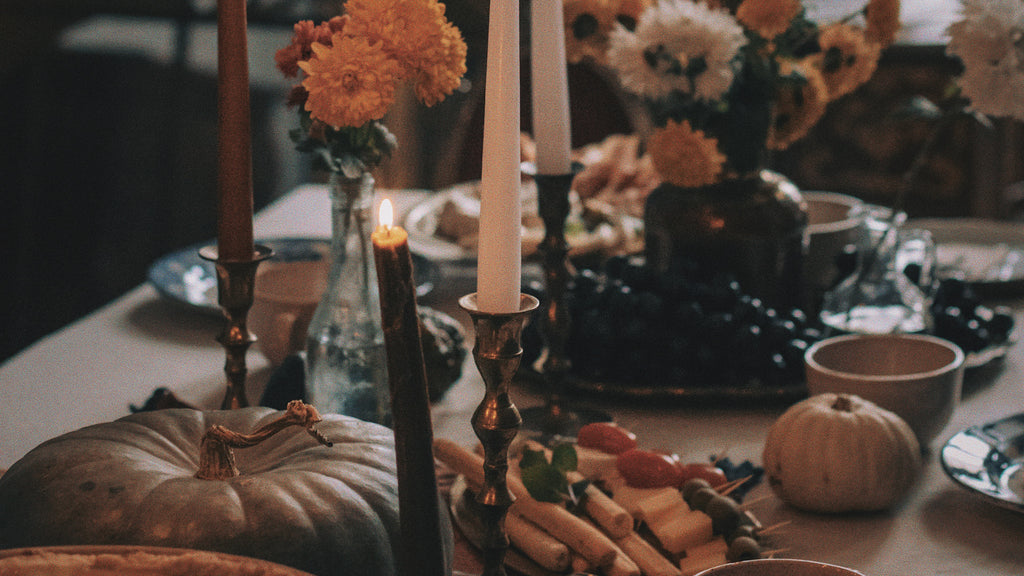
[864,0,901,47]
[767,59,829,150]
[343,0,467,105]
[736,0,801,41]
[275,17,348,78]
[810,23,881,101]
[299,34,402,128]
[647,119,727,187]
[412,22,468,106]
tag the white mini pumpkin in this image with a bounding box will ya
[762,393,922,513]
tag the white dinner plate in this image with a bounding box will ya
[940,412,1024,513]
[403,181,643,263]
[908,217,1024,296]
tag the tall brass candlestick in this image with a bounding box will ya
[460,292,539,576]
[521,167,609,435]
[200,244,273,409]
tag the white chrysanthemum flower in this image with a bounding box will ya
[946,0,1024,121]
[607,0,747,101]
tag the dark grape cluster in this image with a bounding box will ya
[523,255,823,390]
[930,278,1015,354]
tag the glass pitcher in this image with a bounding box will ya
[819,206,936,334]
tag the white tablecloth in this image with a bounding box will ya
[3,183,1024,575]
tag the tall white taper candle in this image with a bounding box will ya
[478,0,522,313]
[530,0,572,175]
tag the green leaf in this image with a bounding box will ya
[520,464,566,503]
[550,443,578,473]
[519,447,548,470]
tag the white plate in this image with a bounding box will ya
[403,181,643,263]
[908,218,1024,294]
[941,412,1024,513]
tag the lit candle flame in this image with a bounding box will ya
[379,198,394,229]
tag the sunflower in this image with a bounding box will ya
[864,0,902,47]
[767,59,829,150]
[563,0,619,63]
[736,0,802,41]
[647,119,727,187]
[810,23,881,101]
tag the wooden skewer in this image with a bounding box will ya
[758,520,792,536]
[716,475,753,496]
[738,494,771,509]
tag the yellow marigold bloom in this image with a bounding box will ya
[736,0,801,41]
[768,59,829,150]
[564,0,617,64]
[299,34,402,128]
[810,23,881,101]
[647,119,726,188]
[864,0,901,47]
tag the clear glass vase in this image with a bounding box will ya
[305,172,390,425]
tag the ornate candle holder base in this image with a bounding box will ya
[460,292,539,576]
[200,244,274,409]
[520,168,609,437]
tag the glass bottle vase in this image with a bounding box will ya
[305,172,390,426]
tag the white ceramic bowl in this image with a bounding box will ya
[696,558,865,576]
[805,333,965,445]
[802,191,864,311]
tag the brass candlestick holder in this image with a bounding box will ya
[460,292,539,576]
[200,244,274,409]
[520,167,610,436]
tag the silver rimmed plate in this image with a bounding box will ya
[940,412,1024,513]
[148,237,439,315]
[908,218,1024,297]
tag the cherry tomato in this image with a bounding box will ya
[616,449,683,488]
[676,462,728,489]
[576,422,638,455]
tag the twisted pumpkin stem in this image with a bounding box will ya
[196,400,333,480]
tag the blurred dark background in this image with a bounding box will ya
[2,0,1023,363]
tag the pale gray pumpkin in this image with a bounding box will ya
[0,403,453,576]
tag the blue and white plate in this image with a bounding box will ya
[148,237,438,315]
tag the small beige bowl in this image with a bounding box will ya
[805,333,965,445]
[696,558,865,576]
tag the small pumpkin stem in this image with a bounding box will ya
[196,400,333,480]
[831,394,854,412]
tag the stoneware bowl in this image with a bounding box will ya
[696,558,865,576]
[805,333,965,445]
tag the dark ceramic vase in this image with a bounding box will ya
[643,170,808,310]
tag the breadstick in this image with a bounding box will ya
[506,510,572,573]
[571,553,593,573]
[581,518,639,576]
[567,472,634,538]
[434,439,619,568]
[614,531,682,576]
[510,496,618,567]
